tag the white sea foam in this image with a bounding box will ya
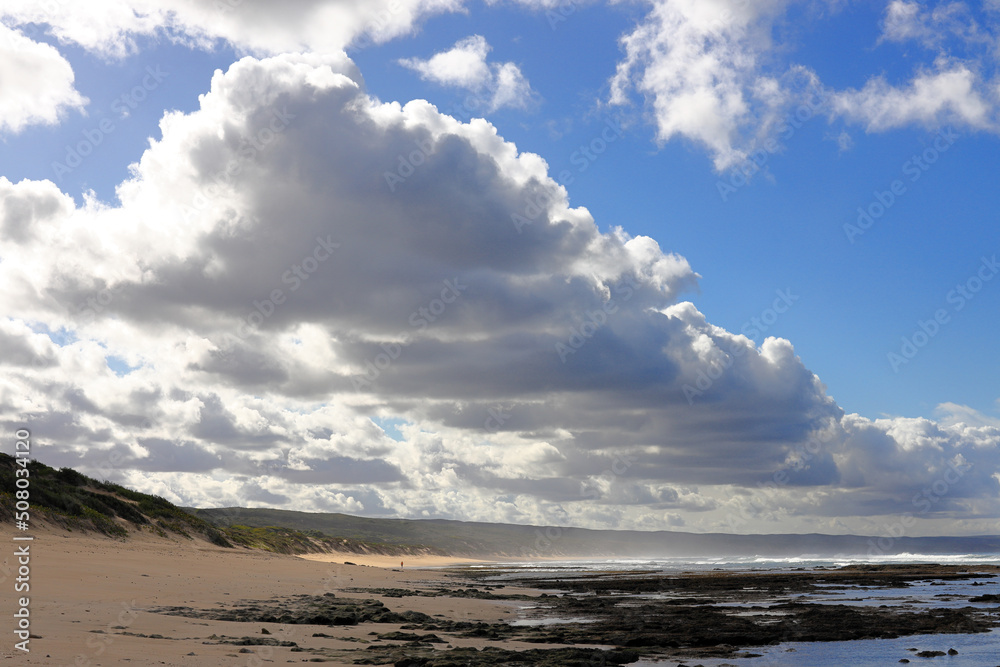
[474,552,1000,570]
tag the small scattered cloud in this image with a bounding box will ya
[400,34,493,88]
[934,401,1000,429]
[543,117,574,140]
[832,60,993,131]
[834,129,854,152]
[606,0,1000,169]
[607,0,825,171]
[399,35,537,112]
[881,0,985,49]
[0,24,87,134]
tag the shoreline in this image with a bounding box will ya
[5,529,999,666]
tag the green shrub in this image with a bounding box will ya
[55,467,87,487]
[205,526,233,548]
[81,506,128,538]
[80,490,148,524]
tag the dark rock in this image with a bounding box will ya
[331,615,357,625]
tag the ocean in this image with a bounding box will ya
[458,554,1000,667]
[465,552,1000,577]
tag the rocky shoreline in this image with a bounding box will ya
[146,563,1000,665]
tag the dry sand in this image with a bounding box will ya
[0,524,550,666]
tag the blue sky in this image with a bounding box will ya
[1,0,998,535]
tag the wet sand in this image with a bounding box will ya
[298,550,494,569]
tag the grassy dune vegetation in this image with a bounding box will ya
[0,453,433,556]
[1,452,230,544]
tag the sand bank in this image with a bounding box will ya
[297,550,493,569]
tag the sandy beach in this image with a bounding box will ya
[4,522,998,667]
[0,526,553,666]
